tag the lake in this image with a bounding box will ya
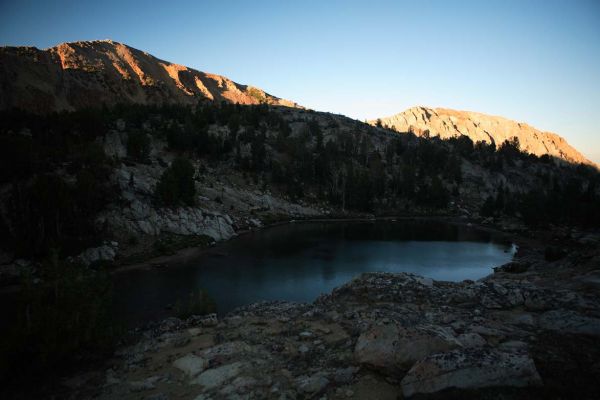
[113,220,516,326]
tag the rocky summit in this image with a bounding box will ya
[370,106,595,167]
[63,232,600,399]
[0,40,299,113]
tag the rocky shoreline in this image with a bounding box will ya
[56,227,600,400]
[111,215,482,275]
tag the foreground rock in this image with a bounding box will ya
[172,354,208,378]
[191,361,246,389]
[355,324,459,373]
[67,242,600,399]
[401,348,542,397]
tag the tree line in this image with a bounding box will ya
[1,102,599,260]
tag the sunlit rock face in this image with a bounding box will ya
[370,106,595,166]
[0,40,300,113]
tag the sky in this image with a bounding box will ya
[1,0,599,163]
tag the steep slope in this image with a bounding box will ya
[370,106,594,166]
[0,39,299,113]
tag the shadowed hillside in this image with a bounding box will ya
[1,102,598,265]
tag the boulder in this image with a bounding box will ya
[401,348,542,397]
[537,309,600,335]
[159,317,183,332]
[129,375,161,392]
[296,373,329,394]
[456,332,487,348]
[333,366,358,384]
[355,324,459,373]
[172,354,208,377]
[77,242,118,266]
[190,361,245,389]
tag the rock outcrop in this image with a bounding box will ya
[370,106,595,167]
[401,348,542,397]
[0,40,300,113]
[63,240,600,399]
[355,324,459,373]
[95,138,323,247]
[76,241,119,266]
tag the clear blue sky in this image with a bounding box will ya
[1,0,599,163]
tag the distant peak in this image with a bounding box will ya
[369,106,594,167]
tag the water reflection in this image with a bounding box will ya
[113,220,515,326]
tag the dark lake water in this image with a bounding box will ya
[113,220,516,326]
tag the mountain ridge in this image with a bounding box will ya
[0,39,300,113]
[0,40,594,168]
[370,106,595,167]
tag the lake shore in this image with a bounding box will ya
[111,217,518,327]
[112,214,525,276]
[50,225,600,400]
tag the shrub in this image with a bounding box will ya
[0,134,37,183]
[10,174,73,257]
[174,289,216,319]
[155,157,196,206]
[8,171,112,258]
[247,87,266,103]
[166,125,193,151]
[126,130,151,161]
[480,195,496,217]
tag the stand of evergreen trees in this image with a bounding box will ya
[1,102,599,262]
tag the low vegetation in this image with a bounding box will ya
[155,156,197,206]
[0,252,119,387]
[174,289,217,320]
[0,113,115,258]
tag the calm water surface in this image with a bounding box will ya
[113,220,515,326]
